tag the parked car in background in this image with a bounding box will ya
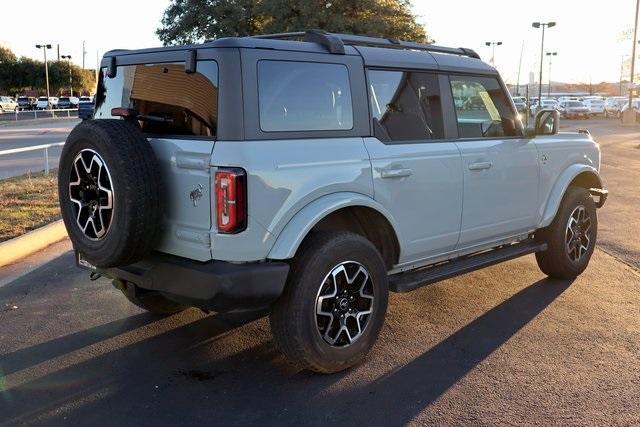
[604,97,628,118]
[530,99,558,116]
[0,96,19,112]
[583,98,605,116]
[619,99,640,122]
[78,96,94,120]
[17,96,37,111]
[512,98,527,113]
[35,96,58,110]
[558,100,591,119]
[56,96,79,109]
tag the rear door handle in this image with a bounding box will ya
[381,168,413,179]
[468,162,492,171]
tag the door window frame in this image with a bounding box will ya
[443,72,525,142]
[364,67,458,144]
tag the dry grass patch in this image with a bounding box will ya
[0,170,60,242]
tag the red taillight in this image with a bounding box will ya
[215,168,247,234]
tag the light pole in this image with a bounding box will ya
[485,41,502,66]
[546,52,557,98]
[532,22,556,105]
[623,0,640,124]
[35,44,52,109]
[61,55,73,97]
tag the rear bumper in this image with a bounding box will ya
[97,252,290,312]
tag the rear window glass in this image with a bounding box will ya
[94,61,219,137]
[38,97,47,100]
[257,60,353,132]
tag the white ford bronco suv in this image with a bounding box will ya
[58,30,608,373]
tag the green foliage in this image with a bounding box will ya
[157,0,262,44]
[0,47,96,96]
[157,0,426,45]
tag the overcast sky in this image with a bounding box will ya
[2,0,637,84]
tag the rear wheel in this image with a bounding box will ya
[535,187,597,279]
[270,231,388,373]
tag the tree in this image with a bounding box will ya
[157,0,262,45]
[157,0,426,45]
[0,46,96,95]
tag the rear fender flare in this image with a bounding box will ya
[267,192,401,260]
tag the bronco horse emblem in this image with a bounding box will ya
[190,184,204,207]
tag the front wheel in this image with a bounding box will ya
[270,231,389,373]
[535,186,597,279]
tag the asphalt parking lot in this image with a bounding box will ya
[0,118,639,425]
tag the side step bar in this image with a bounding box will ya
[389,239,547,293]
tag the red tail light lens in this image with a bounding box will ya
[215,168,247,234]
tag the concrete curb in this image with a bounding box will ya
[0,220,68,268]
[0,117,79,127]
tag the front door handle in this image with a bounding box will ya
[468,161,493,171]
[381,168,413,179]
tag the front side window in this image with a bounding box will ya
[94,61,219,137]
[450,76,520,138]
[368,70,444,142]
[257,60,353,132]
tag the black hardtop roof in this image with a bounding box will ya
[102,29,495,75]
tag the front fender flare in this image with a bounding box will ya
[267,192,402,260]
[539,164,602,228]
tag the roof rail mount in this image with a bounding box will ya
[251,29,480,60]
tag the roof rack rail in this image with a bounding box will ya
[250,29,480,59]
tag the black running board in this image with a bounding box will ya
[389,240,547,293]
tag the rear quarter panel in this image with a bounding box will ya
[209,138,374,262]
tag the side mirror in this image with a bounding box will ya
[534,109,559,136]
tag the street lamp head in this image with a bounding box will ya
[532,22,541,28]
[485,42,491,46]
[45,44,52,49]
[497,41,503,46]
[547,22,556,28]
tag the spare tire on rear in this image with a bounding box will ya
[58,119,162,268]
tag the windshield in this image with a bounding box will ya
[59,97,70,102]
[589,100,604,105]
[566,102,584,107]
[38,97,47,101]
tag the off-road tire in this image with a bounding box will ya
[270,231,389,373]
[535,186,597,279]
[58,119,162,267]
[117,280,188,315]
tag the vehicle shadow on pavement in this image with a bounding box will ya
[0,277,571,425]
[0,312,158,376]
[329,277,573,425]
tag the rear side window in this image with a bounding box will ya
[368,70,444,142]
[450,76,520,139]
[94,61,219,137]
[257,60,353,132]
